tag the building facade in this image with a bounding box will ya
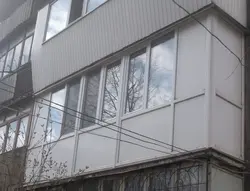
[0,0,248,190]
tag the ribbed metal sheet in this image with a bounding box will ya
[32,0,211,93]
[213,0,246,26]
[0,0,27,22]
[0,0,33,42]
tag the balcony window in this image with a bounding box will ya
[16,116,29,148]
[46,79,81,140]
[86,0,106,13]
[21,35,33,66]
[47,88,66,142]
[126,50,146,113]
[0,126,6,153]
[0,34,34,79]
[45,0,107,39]
[62,80,80,135]
[11,42,22,71]
[0,55,6,77]
[5,121,18,152]
[4,49,14,76]
[45,0,71,41]
[147,37,175,108]
[81,70,101,128]
[102,62,121,121]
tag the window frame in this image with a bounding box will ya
[0,113,31,153]
[122,33,176,118]
[44,0,108,42]
[0,33,34,79]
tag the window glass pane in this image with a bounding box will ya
[4,49,14,76]
[177,166,200,191]
[126,50,146,113]
[102,63,121,121]
[0,55,6,77]
[68,0,84,24]
[6,121,18,151]
[86,0,106,13]
[0,126,6,153]
[21,36,33,65]
[16,116,29,148]
[81,71,100,128]
[46,0,71,40]
[47,88,66,142]
[62,80,80,135]
[12,42,22,71]
[148,38,174,108]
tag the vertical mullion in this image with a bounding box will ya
[143,44,151,109]
[96,67,106,123]
[61,84,69,136]
[114,56,128,165]
[170,30,179,152]
[13,118,21,150]
[66,0,73,25]
[83,0,89,14]
[72,76,85,174]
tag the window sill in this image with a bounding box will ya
[78,118,116,135]
[43,0,109,45]
[121,103,172,121]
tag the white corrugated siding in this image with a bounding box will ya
[213,0,246,26]
[32,0,211,93]
[0,0,33,42]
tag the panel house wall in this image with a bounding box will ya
[26,11,244,183]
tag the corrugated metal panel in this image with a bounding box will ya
[212,0,246,26]
[32,0,211,93]
[0,0,33,42]
[0,0,27,22]
[0,73,16,103]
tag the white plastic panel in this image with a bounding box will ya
[173,96,205,150]
[212,15,243,106]
[29,93,51,148]
[211,166,243,191]
[176,19,207,99]
[119,106,172,164]
[40,137,75,180]
[211,96,242,158]
[75,127,117,173]
[25,146,43,183]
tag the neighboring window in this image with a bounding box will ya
[81,70,100,128]
[126,50,146,113]
[16,116,29,148]
[45,0,71,41]
[62,80,80,135]
[102,62,121,121]
[11,42,23,71]
[147,37,174,108]
[5,121,18,152]
[86,0,106,13]
[47,88,66,142]
[68,0,84,24]
[21,35,33,65]
[0,126,6,153]
[4,49,14,76]
[0,55,6,77]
